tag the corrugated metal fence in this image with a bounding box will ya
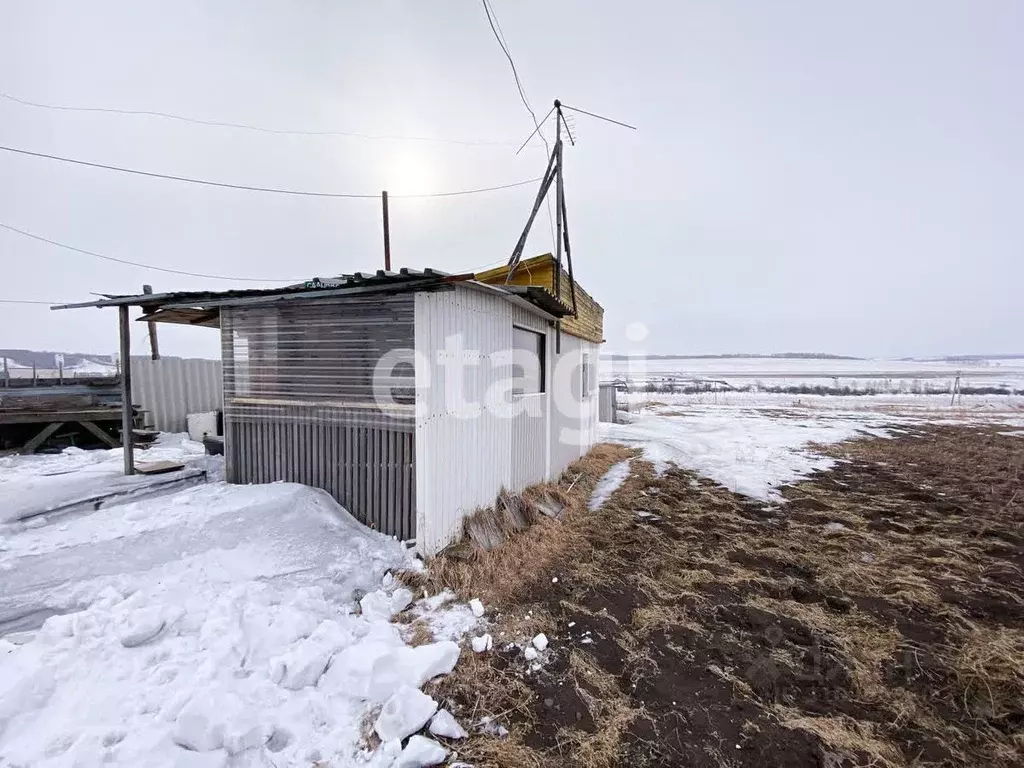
[220,296,417,540]
[132,357,223,433]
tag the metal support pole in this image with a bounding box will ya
[554,101,564,355]
[142,285,160,360]
[118,305,135,475]
[2,356,7,387]
[382,190,391,271]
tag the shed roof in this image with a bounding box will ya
[51,266,573,326]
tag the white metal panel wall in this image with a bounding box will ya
[131,357,223,433]
[414,285,550,556]
[549,334,600,476]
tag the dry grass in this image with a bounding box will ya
[948,625,1024,722]
[413,443,636,608]
[418,425,1024,767]
[405,619,434,648]
[780,714,904,768]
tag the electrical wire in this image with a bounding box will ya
[0,144,542,199]
[0,221,300,282]
[0,89,526,148]
[0,298,63,305]
[480,0,557,251]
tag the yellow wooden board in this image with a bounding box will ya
[475,254,604,344]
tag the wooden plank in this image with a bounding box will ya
[22,421,64,454]
[78,420,121,448]
[0,408,123,426]
[135,460,185,475]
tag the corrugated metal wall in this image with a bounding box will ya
[132,357,222,433]
[414,285,553,555]
[598,383,618,423]
[221,295,417,539]
[549,333,600,476]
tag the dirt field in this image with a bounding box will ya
[417,425,1023,767]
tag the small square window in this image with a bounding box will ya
[512,326,546,394]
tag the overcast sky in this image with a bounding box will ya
[1,0,1021,359]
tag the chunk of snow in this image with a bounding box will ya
[468,598,485,618]
[471,633,493,653]
[361,587,415,621]
[823,522,847,534]
[118,609,166,648]
[552,577,558,583]
[523,646,538,661]
[173,703,225,752]
[397,735,448,767]
[477,716,509,738]
[390,587,415,614]
[374,686,438,742]
[171,692,270,755]
[270,620,348,690]
[323,639,459,703]
[531,633,549,651]
[429,709,468,739]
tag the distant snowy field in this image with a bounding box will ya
[0,439,476,767]
[601,355,1024,395]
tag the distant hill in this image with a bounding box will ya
[0,348,116,371]
[601,352,864,361]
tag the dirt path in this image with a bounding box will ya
[420,426,1023,767]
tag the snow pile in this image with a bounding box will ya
[600,405,892,501]
[588,459,632,510]
[0,473,471,766]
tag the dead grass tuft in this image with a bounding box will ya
[949,626,1024,722]
[781,714,904,767]
[562,651,638,768]
[405,619,434,647]
[418,444,636,607]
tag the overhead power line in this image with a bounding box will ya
[0,144,542,199]
[0,221,299,282]
[480,0,556,251]
[0,297,63,305]
[0,89,526,148]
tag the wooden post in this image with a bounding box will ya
[382,191,391,271]
[32,362,36,387]
[2,356,7,387]
[142,285,160,360]
[119,305,135,475]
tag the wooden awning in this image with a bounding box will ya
[136,307,220,328]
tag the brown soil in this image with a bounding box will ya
[424,425,1024,767]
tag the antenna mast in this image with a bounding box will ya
[507,99,635,350]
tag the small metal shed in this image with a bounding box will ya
[55,263,603,555]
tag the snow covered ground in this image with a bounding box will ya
[602,355,1024,395]
[0,440,476,767]
[600,394,1023,502]
[0,434,217,524]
